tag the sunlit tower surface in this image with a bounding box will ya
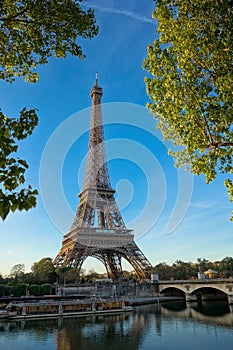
[54,75,152,280]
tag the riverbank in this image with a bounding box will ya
[130,296,184,305]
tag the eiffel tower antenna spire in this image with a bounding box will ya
[95,71,98,85]
[54,77,152,280]
[83,72,111,193]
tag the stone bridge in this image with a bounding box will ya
[158,279,233,304]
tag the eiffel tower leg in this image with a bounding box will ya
[114,243,152,280]
[97,253,112,278]
[106,252,123,280]
[92,251,123,281]
[53,250,70,267]
[70,247,88,270]
[54,245,87,273]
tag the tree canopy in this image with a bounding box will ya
[0,0,98,82]
[0,0,98,220]
[10,263,25,278]
[31,257,56,282]
[144,0,233,220]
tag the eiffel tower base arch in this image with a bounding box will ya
[54,230,152,281]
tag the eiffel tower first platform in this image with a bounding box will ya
[54,75,152,281]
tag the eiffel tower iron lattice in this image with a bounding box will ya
[53,74,153,280]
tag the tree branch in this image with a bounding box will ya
[189,50,218,81]
[185,83,214,145]
[0,7,28,22]
[211,142,233,149]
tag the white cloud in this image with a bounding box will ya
[191,200,217,209]
[83,3,155,24]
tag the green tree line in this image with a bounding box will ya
[155,256,233,280]
[1,256,233,297]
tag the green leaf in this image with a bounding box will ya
[144,0,233,221]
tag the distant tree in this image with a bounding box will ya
[122,270,138,281]
[41,283,52,295]
[55,266,81,284]
[31,257,56,283]
[187,262,200,279]
[220,256,233,277]
[144,0,233,220]
[12,283,27,297]
[10,263,25,280]
[0,284,5,296]
[0,0,98,220]
[65,269,80,283]
[156,262,174,280]
[22,272,38,285]
[197,258,211,272]
[85,268,102,282]
[29,284,41,296]
[172,260,195,280]
[79,268,86,280]
[0,274,5,284]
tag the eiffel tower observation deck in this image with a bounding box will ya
[54,74,152,280]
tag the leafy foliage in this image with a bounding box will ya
[0,109,38,219]
[0,284,5,296]
[55,266,81,283]
[31,257,56,282]
[41,283,52,295]
[144,0,233,219]
[0,0,98,82]
[0,1,98,220]
[9,263,25,278]
[1,256,233,293]
[29,284,41,296]
[12,283,27,296]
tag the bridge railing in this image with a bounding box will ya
[158,278,233,283]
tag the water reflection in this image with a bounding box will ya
[55,314,144,350]
[160,300,233,328]
[0,301,233,350]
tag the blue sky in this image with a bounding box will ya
[0,0,232,276]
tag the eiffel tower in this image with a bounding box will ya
[54,74,152,280]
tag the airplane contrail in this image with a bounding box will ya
[83,3,155,24]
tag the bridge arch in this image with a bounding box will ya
[159,284,229,302]
[158,280,233,304]
[159,286,186,297]
[189,286,228,301]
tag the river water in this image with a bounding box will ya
[0,301,233,350]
